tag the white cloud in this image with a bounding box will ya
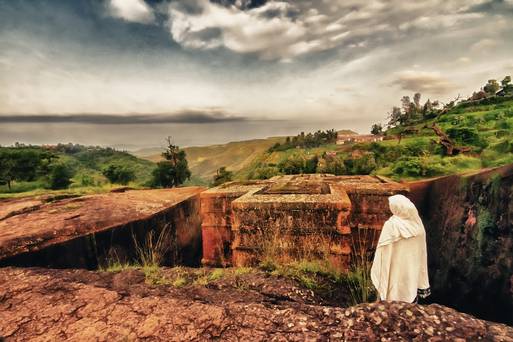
[109,0,155,24]
[168,0,348,60]
[165,0,503,61]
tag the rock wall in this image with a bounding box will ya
[408,164,513,324]
[201,175,407,270]
[0,188,204,269]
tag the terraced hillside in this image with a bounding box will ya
[235,97,513,181]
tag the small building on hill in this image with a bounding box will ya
[337,133,384,145]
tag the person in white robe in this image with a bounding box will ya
[371,194,430,303]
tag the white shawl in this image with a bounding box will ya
[371,194,430,302]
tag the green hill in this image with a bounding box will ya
[234,95,513,181]
[135,137,286,181]
[135,131,358,183]
[0,144,155,197]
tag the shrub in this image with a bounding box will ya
[317,154,346,175]
[102,164,136,185]
[446,127,488,149]
[277,153,319,174]
[496,129,510,138]
[392,156,446,178]
[344,154,377,175]
[484,112,499,122]
[48,164,74,190]
[492,140,513,154]
[212,167,233,186]
[253,166,280,179]
[495,119,511,130]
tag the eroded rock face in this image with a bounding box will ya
[0,188,205,268]
[201,174,407,271]
[1,267,512,341]
[408,164,513,324]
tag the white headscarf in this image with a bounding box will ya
[371,194,430,302]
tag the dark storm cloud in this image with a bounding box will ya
[390,71,458,95]
[210,0,268,10]
[0,111,247,125]
[466,0,513,14]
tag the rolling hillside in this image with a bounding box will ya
[135,131,357,182]
[233,96,513,181]
[0,144,155,196]
[135,137,286,181]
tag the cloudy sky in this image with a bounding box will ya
[1,0,512,148]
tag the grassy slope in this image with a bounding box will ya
[135,131,356,182]
[235,99,513,181]
[135,137,285,181]
[374,99,513,178]
[0,147,155,197]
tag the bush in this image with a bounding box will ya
[446,127,488,149]
[253,166,280,179]
[344,154,377,175]
[317,154,346,175]
[492,140,513,154]
[484,112,499,122]
[391,156,445,178]
[496,129,510,138]
[504,109,513,118]
[495,119,511,130]
[48,164,74,190]
[277,153,319,174]
[212,167,233,186]
[102,164,136,185]
[77,174,97,187]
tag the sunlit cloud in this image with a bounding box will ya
[108,0,155,24]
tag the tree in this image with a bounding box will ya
[387,106,402,128]
[0,153,15,190]
[501,76,511,89]
[502,76,513,94]
[151,137,191,188]
[102,164,135,185]
[212,167,233,186]
[429,124,472,156]
[413,93,422,111]
[0,148,56,190]
[318,153,346,175]
[483,79,500,95]
[401,96,411,117]
[371,123,383,135]
[48,164,73,190]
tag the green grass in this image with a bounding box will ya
[135,137,285,183]
[233,99,513,181]
[0,145,156,196]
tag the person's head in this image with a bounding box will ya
[388,194,419,221]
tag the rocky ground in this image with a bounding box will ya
[1,266,513,341]
[0,188,203,261]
